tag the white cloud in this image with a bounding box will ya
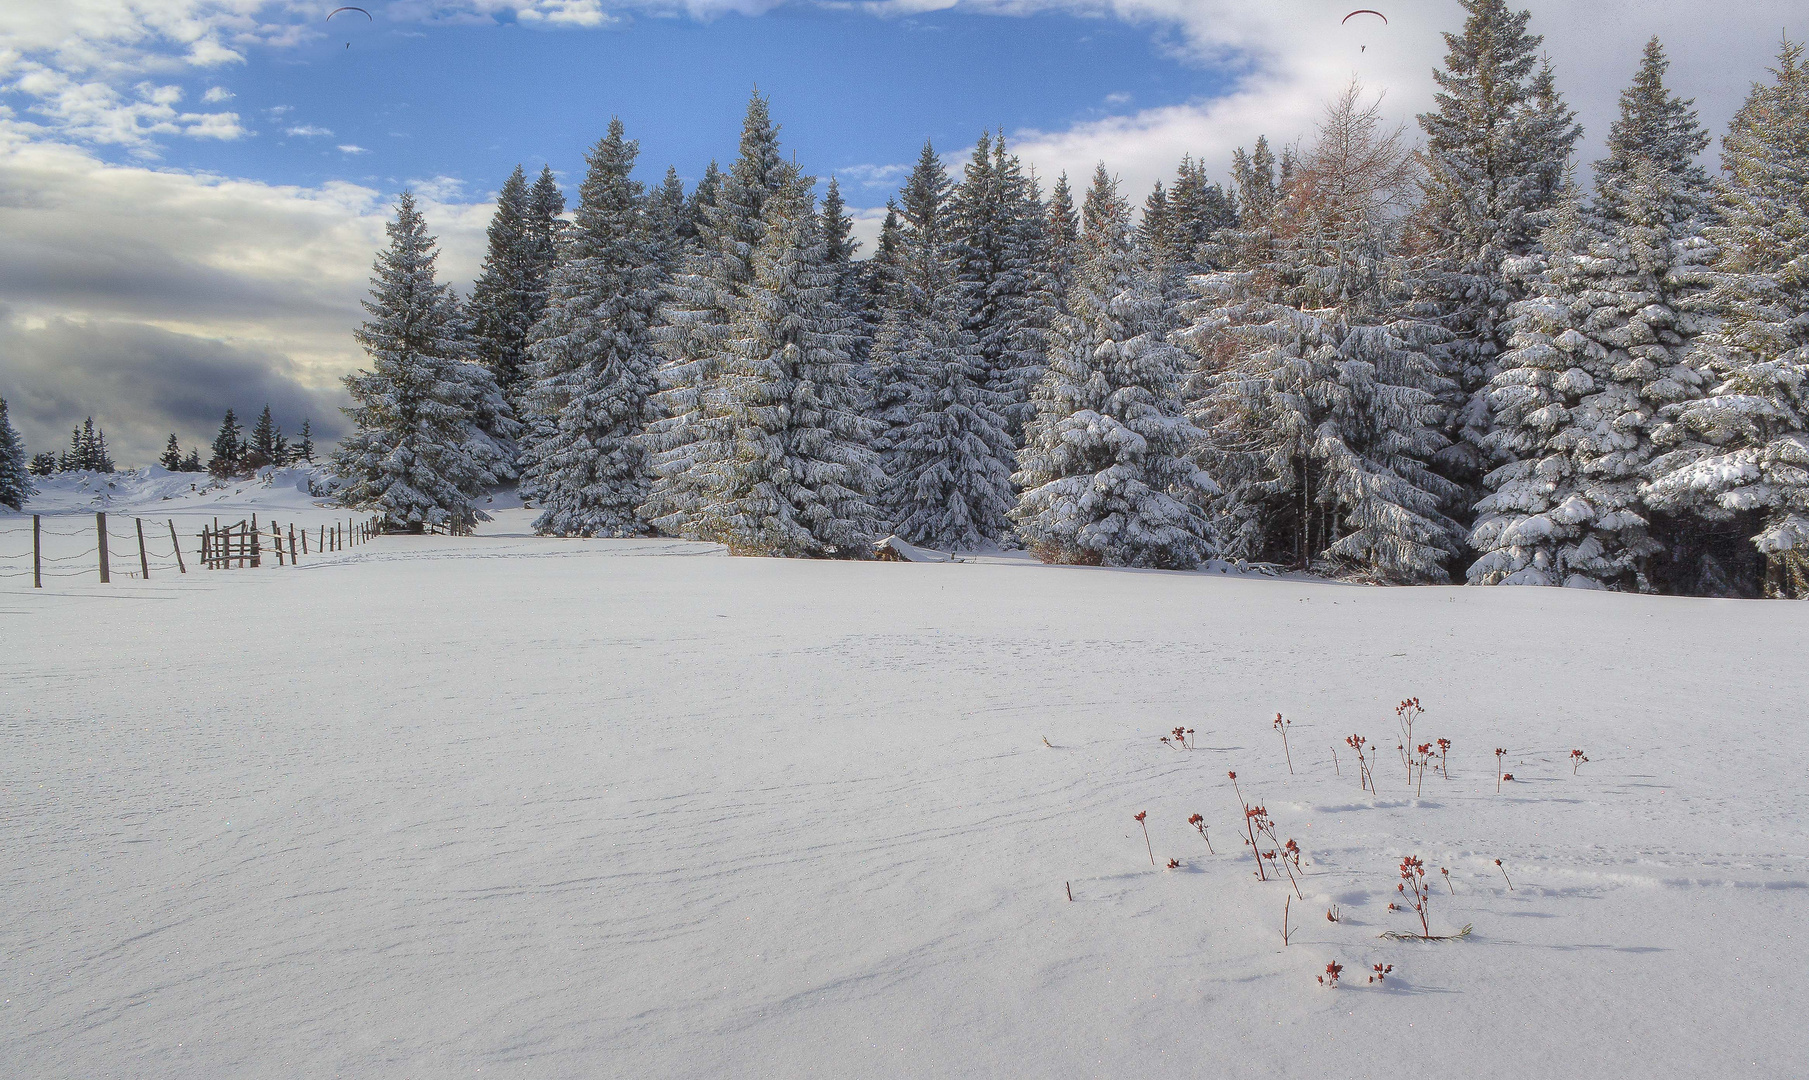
[201,85,233,103]
[835,162,911,190]
[337,143,368,154]
[286,124,332,137]
[1103,90,1132,106]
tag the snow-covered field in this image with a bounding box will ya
[4,473,1807,1079]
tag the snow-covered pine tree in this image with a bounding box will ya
[334,192,493,534]
[819,177,870,362]
[295,419,315,463]
[1184,85,1462,582]
[693,169,885,556]
[685,161,721,232]
[1043,172,1080,313]
[1470,40,1716,591]
[0,397,33,510]
[1414,1,1583,486]
[29,452,57,477]
[158,435,183,471]
[643,93,791,536]
[950,132,1049,441]
[527,165,566,290]
[517,118,666,538]
[467,166,536,410]
[208,409,243,477]
[649,166,692,256]
[180,448,201,472]
[1013,164,1218,569]
[1168,154,1238,276]
[870,139,1017,549]
[1643,38,1809,598]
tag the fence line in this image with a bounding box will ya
[0,511,383,588]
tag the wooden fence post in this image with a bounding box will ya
[136,518,150,579]
[273,521,285,566]
[300,526,307,556]
[32,514,41,589]
[288,525,298,564]
[169,520,186,573]
[97,512,110,584]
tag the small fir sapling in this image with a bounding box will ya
[1495,858,1514,891]
[1318,961,1343,987]
[1274,713,1294,773]
[1570,749,1589,774]
[1369,963,1392,985]
[1135,811,1154,866]
[1188,813,1215,853]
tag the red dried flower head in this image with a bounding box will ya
[1502,773,1514,781]
[1227,771,1237,780]
[1134,811,1147,822]
[1166,858,1180,869]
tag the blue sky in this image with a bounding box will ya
[83,9,1239,209]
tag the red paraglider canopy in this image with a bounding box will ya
[1342,9,1387,23]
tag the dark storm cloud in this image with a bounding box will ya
[0,311,348,466]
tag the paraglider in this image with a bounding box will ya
[1343,10,1385,52]
[328,6,371,48]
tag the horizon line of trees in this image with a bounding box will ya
[247,1,1809,597]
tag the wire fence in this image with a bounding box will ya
[0,512,383,588]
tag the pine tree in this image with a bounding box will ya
[518,117,667,538]
[158,434,183,471]
[181,449,201,472]
[295,419,315,463]
[950,132,1050,441]
[208,409,244,477]
[1643,39,1809,597]
[1414,1,1583,485]
[68,419,113,473]
[30,452,58,477]
[1471,42,1716,591]
[690,171,885,556]
[1186,86,1462,581]
[820,177,869,347]
[1168,154,1238,274]
[468,166,537,411]
[868,140,1018,548]
[1014,164,1218,569]
[1043,172,1080,312]
[0,397,33,510]
[248,405,281,469]
[334,192,494,534]
[645,92,792,536]
[649,165,692,256]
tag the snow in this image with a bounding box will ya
[4,478,1807,1079]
